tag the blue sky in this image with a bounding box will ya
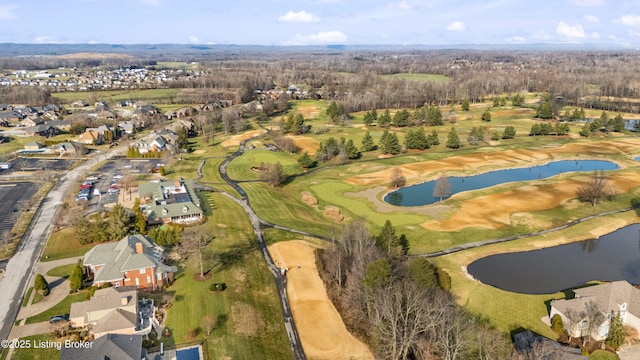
[1,0,640,46]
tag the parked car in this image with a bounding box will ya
[113,174,123,179]
[49,314,69,323]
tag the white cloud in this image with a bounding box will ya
[141,0,161,5]
[283,31,347,45]
[613,15,640,27]
[556,21,586,38]
[278,10,320,23]
[0,5,17,20]
[568,0,604,6]
[506,36,526,44]
[390,1,412,10]
[583,15,600,23]
[446,21,466,32]
[531,30,553,40]
[590,31,600,39]
[189,36,200,44]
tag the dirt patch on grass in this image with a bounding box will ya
[231,302,264,337]
[323,206,344,223]
[346,139,640,186]
[296,104,322,119]
[301,191,318,207]
[268,241,374,360]
[287,135,319,155]
[221,130,267,147]
[192,149,206,155]
[423,172,640,231]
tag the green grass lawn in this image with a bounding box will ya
[590,350,620,359]
[40,228,98,262]
[46,264,77,278]
[225,149,301,181]
[163,192,292,360]
[22,287,33,307]
[25,292,87,324]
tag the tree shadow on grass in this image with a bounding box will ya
[211,240,256,272]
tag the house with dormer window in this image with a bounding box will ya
[549,281,640,341]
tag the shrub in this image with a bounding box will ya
[551,314,564,334]
[34,274,49,296]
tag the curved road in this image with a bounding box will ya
[217,142,307,360]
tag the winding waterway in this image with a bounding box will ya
[384,159,619,206]
[466,224,640,294]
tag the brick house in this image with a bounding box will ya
[83,234,176,290]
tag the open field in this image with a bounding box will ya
[269,240,374,360]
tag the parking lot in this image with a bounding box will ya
[0,158,78,174]
[0,182,40,236]
[81,158,165,211]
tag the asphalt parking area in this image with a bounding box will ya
[0,182,39,235]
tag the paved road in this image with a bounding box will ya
[217,143,307,360]
[0,142,136,342]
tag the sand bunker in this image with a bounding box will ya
[301,191,318,207]
[323,206,344,223]
[221,130,266,147]
[296,104,322,119]
[269,241,374,360]
[423,172,640,231]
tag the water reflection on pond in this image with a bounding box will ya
[384,160,619,206]
[466,224,640,294]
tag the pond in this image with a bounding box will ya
[466,224,640,294]
[384,160,619,206]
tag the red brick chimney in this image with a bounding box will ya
[135,242,143,254]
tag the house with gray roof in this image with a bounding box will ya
[61,333,146,360]
[139,177,203,224]
[550,280,640,341]
[83,234,176,290]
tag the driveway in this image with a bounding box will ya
[619,343,640,360]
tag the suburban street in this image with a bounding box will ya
[0,140,139,342]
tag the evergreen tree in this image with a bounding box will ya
[376,219,402,258]
[326,101,339,121]
[446,127,461,149]
[405,128,430,150]
[536,94,554,119]
[590,117,603,132]
[361,131,376,151]
[461,99,470,111]
[428,106,443,125]
[75,216,94,244]
[502,126,517,139]
[392,109,410,127]
[579,124,591,137]
[408,258,439,288]
[34,274,49,296]
[530,123,541,136]
[363,258,392,289]
[344,139,361,159]
[492,97,500,107]
[378,109,391,127]
[612,114,625,132]
[176,126,189,150]
[551,314,564,334]
[132,198,147,234]
[427,130,440,146]
[108,203,130,241]
[297,152,317,169]
[491,131,500,141]
[606,312,625,351]
[69,264,84,292]
[481,110,492,122]
[363,109,377,126]
[512,94,525,107]
[379,130,401,155]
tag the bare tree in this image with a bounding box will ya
[180,226,213,279]
[389,166,406,188]
[564,308,587,342]
[577,171,609,207]
[437,308,474,360]
[201,315,216,336]
[433,175,451,203]
[582,300,605,346]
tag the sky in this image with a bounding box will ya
[1,0,640,47]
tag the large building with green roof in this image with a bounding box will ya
[138,177,203,224]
